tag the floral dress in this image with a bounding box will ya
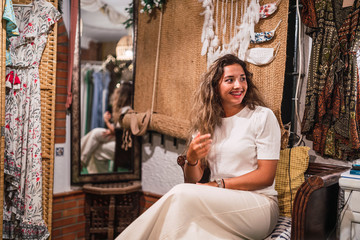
[3,0,61,239]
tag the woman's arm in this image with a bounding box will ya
[198,160,278,190]
[184,133,212,183]
[103,111,115,134]
[184,161,204,183]
[223,159,278,190]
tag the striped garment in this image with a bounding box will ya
[265,216,291,240]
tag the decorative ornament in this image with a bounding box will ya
[124,0,167,28]
[124,2,134,29]
[140,0,167,14]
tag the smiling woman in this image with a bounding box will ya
[115,54,281,240]
[218,64,248,117]
[71,0,141,184]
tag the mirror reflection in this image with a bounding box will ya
[79,0,134,175]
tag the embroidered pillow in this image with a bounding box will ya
[275,146,310,217]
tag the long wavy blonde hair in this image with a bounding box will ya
[189,54,266,139]
[111,81,133,124]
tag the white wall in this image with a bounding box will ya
[53,0,72,194]
[61,0,70,36]
[141,133,185,195]
[53,115,72,194]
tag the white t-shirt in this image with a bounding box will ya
[207,105,281,196]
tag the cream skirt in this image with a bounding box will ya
[116,183,279,240]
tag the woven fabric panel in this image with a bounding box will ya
[12,0,58,236]
[134,0,206,119]
[275,146,310,217]
[135,0,289,147]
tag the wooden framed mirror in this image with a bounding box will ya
[71,0,141,184]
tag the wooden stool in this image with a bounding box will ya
[83,181,142,240]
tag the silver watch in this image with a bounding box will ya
[215,178,223,188]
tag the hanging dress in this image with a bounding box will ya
[90,70,111,130]
[3,0,61,239]
[301,0,360,160]
[3,0,20,66]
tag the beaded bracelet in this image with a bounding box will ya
[186,159,198,166]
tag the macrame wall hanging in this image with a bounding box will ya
[200,0,281,67]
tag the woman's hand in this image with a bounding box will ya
[186,133,212,164]
[103,111,112,123]
[102,129,113,138]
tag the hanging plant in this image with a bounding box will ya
[123,2,134,29]
[123,0,167,28]
[140,0,166,14]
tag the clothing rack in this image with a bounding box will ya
[13,3,33,7]
[81,60,104,65]
[81,61,106,72]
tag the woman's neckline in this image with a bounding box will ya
[222,105,248,119]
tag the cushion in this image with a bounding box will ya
[265,216,292,240]
[275,146,310,217]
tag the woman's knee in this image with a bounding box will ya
[168,184,201,206]
[91,128,107,140]
[170,183,195,194]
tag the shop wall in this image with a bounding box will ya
[80,41,102,61]
[52,191,86,240]
[52,5,80,238]
[55,18,68,144]
[141,133,184,195]
[53,12,72,194]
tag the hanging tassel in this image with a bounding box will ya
[210,35,219,48]
[201,39,209,56]
[199,0,215,57]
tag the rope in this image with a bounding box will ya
[220,0,225,44]
[234,0,238,39]
[150,9,164,122]
[216,0,219,35]
[223,0,228,44]
[230,0,233,41]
